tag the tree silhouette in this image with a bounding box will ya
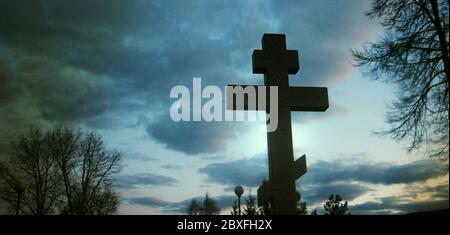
[258,201,272,215]
[0,162,26,215]
[0,127,60,215]
[352,0,449,162]
[187,199,201,215]
[324,194,349,215]
[186,193,220,215]
[0,126,122,215]
[230,200,239,215]
[202,193,220,215]
[296,191,308,215]
[241,191,308,215]
[242,192,259,215]
[55,128,121,215]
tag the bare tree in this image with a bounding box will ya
[45,126,80,214]
[352,0,449,163]
[0,127,60,215]
[66,132,121,215]
[0,162,26,215]
[0,126,122,215]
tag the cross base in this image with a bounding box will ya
[257,155,307,214]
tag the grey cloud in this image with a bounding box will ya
[115,173,177,189]
[350,196,449,214]
[125,194,236,214]
[0,0,150,56]
[1,0,274,156]
[272,0,377,86]
[0,0,147,153]
[291,102,349,124]
[129,190,437,214]
[425,184,450,199]
[199,154,446,188]
[0,0,379,157]
[0,55,122,157]
[15,58,117,122]
[140,0,378,153]
[306,182,449,214]
[199,154,446,208]
[146,116,246,155]
[127,197,169,208]
[198,154,268,186]
[303,159,447,185]
[298,182,372,205]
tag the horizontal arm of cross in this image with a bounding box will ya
[288,87,329,112]
[226,85,329,112]
[226,85,265,111]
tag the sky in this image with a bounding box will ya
[0,0,448,214]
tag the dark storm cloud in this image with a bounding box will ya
[0,55,122,157]
[298,182,371,205]
[12,58,116,122]
[0,0,377,156]
[0,0,153,67]
[146,117,245,155]
[115,173,177,189]
[0,0,152,155]
[0,57,17,104]
[0,0,274,156]
[350,196,449,214]
[304,159,447,185]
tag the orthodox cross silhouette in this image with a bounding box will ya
[227,34,329,214]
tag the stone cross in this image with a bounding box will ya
[227,34,329,214]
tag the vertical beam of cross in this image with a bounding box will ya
[227,34,329,214]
